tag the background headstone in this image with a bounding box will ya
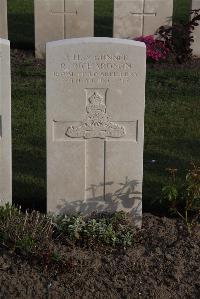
[113,0,173,38]
[0,38,12,204]
[47,37,146,227]
[0,0,8,39]
[192,0,200,56]
[34,0,94,59]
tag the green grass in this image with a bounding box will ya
[7,0,200,213]
[11,54,46,210]
[95,0,114,37]
[144,68,200,212]
[8,0,34,49]
[173,0,191,24]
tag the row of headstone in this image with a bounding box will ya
[0,36,145,227]
[36,0,173,58]
[1,0,200,57]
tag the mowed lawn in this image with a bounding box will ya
[8,0,200,213]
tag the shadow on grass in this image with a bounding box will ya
[12,147,46,213]
[8,13,34,50]
[94,16,113,37]
[13,181,46,213]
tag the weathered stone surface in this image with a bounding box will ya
[0,39,12,204]
[34,0,94,59]
[192,0,200,56]
[47,37,146,227]
[0,0,8,39]
[113,0,173,38]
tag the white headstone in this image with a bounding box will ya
[0,38,12,204]
[34,0,94,59]
[192,0,200,56]
[113,0,173,38]
[0,0,8,39]
[47,37,146,227]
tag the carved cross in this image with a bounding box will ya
[51,0,78,38]
[53,88,138,201]
[130,0,157,35]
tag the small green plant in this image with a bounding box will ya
[162,163,200,233]
[16,236,36,253]
[0,204,54,257]
[55,215,86,240]
[117,231,133,247]
[50,251,62,263]
[54,212,134,247]
[85,219,117,245]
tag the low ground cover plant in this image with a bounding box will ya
[0,204,54,256]
[0,205,135,267]
[162,163,200,233]
[55,212,134,247]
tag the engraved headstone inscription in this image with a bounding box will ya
[34,0,94,59]
[192,0,200,56]
[113,0,173,38]
[47,38,146,227]
[0,0,8,39]
[0,38,12,204]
